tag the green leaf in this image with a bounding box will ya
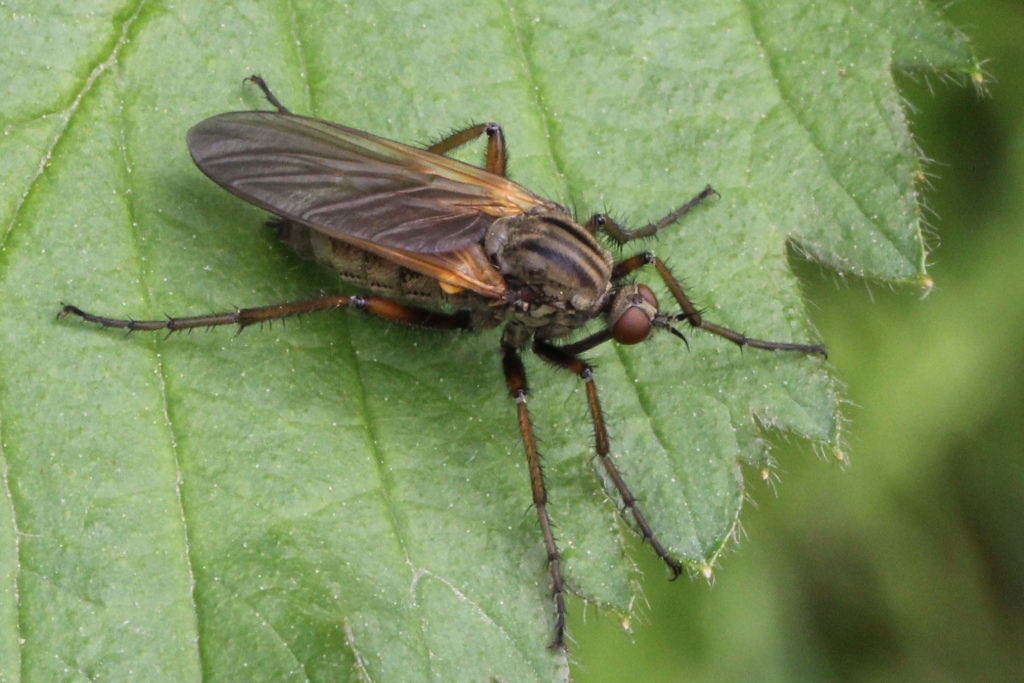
[0,1,978,681]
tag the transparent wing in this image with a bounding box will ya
[187,112,559,254]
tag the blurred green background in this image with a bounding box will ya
[569,1,1024,681]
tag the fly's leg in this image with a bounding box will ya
[533,338,684,579]
[247,73,508,176]
[587,183,824,354]
[587,185,719,242]
[427,123,507,177]
[59,296,472,332]
[501,329,567,649]
[612,253,827,355]
[246,75,291,114]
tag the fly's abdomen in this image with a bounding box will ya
[277,221,461,306]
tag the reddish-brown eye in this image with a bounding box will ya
[611,285,659,345]
[612,306,652,345]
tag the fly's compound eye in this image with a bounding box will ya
[609,284,659,345]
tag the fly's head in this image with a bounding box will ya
[606,284,691,347]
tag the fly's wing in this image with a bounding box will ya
[187,112,560,254]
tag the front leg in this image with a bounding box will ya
[613,253,828,355]
[532,339,684,578]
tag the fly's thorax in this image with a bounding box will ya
[485,212,613,316]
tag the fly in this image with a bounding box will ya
[60,76,826,649]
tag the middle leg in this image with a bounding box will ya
[427,123,507,177]
[501,329,568,649]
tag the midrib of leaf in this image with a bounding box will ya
[120,116,205,683]
[340,327,437,677]
[495,0,567,184]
